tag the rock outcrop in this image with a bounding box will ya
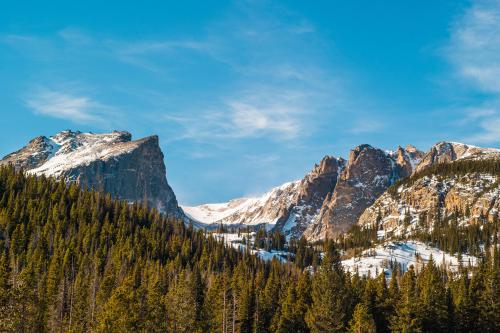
[305,145,404,240]
[358,165,499,238]
[274,156,346,238]
[394,145,425,178]
[1,130,182,215]
[415,142,499,173]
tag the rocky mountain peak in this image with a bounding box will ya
[1,130,182,216]
[344,144,392,180]
[415,141,499,173]
[183,155,346,238]
[305,144,404,240]
[310,155,345,176]
[347,144,373,165]
[405,144,419,154]
[393,144,425,178]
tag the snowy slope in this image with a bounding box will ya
[182,181,301,229]
[341,240,477,277]
[27,131,139,179]
[211,232,292,262]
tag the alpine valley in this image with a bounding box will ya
[1,129,499,332]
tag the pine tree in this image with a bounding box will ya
[390,266,421,333]
[348,302,376,333]
[96,275,145,332]
[306,243,350,333]
[164,269,197,333]
[415,257,448,332]
[275,273,310,333]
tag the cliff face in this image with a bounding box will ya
[183,143,427,239]
[1,130,181,215]
[274,156,345,238]
[305,145,404,240]
[358,167,499,239]
[354,143,500,239]
[182,155,345,238]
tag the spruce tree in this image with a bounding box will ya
[306,243,350,333]
[348,302,376,333]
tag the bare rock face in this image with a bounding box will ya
[273,156,346,238]
[415,142,499,173]
[305,145,403,240]
[2,135,60,170]
[1,130,181,215]
[182,155,345,238]
[394,145,425,178]
[358,170,499,239]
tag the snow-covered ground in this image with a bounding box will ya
[213,234,479,277]
[211,232,293,262]
[341,240,477,278]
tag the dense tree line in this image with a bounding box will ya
[0,166,499,332]
[408,207,499,257]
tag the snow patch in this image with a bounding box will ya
[342,240,477,278]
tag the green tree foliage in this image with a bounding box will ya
[0,165,498,332]
[348,302,376,333]
[306,242,351,333]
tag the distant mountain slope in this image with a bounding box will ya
[182,180,301,230]
[358,157,500,239]
[0,130,182,215]
[183,155,346,238]
[415,141,500,173]
[186,144,425,239]
[187,141,499,241]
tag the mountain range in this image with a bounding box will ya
[2,130,498,241]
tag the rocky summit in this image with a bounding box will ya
[185,143,425,239]
[304,144,421,240]
[0,130,182,216]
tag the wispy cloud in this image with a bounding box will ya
[58,27,93,45]
[110,39,212,72]
[4,2,345,147]
[163,84,319,142]
[155,3,344,144]
[26,89,111,124]
[447,0,500,144]
[449,0,500,93]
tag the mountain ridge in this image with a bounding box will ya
[186,141,499,240]
[0,130,182,216]
[2,131,498,240]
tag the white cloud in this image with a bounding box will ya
[450,0,500,93]
[447,0,500,144]
[470,117,500,142]
[26,90,109,124]
[162,82,321,142]
[226,100,301,138]
[109,39,212,72]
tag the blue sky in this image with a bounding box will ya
[1,0,500,205]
